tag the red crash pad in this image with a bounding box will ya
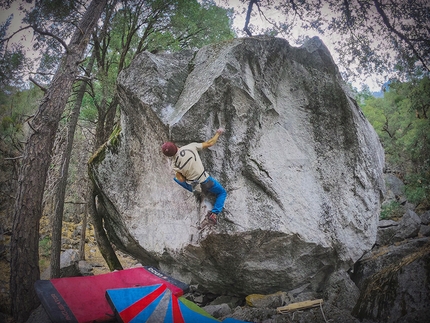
[35,266,188,323]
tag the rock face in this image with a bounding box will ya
[352,236,430,322]
[89,36,385,295]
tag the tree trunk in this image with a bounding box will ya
[243,0,258,37]
[86,2,124,273]
[89,97,124,271]
[10,1,107,321]
[89,181,123,271]
[50,53,96,279]
[79,203,87,261]
[104,95,118,137]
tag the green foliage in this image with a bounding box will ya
[80,104,98,123]
[38,235,51,271]
[80,89,99,123]
[0,85,43,147]
[0,16,27,89]
[404,173,430,206]
[39,235,51,258]
[164,0,235,50]
[108,0,234,58]
[34,0,79,21]
[82,0,235,135]
[359,76,430,208]
[21,0,87,85]
[380,201,403,220]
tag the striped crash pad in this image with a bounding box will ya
[106,285,248,323]
[35,266,188,323]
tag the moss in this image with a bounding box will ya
[107,124,122,154]
[88,144,106,167]
[87,125,123,188]
[88,125,122,167]
[380,201,403,220]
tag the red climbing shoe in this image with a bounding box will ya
[206,211,217,225]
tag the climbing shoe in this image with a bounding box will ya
[206,211,217,225]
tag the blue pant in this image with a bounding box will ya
[174,176,227,214]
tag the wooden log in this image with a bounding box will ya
[277,299,324,313]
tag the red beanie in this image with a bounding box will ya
[161,142,178,157]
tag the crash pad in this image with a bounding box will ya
[106,285,249,323]
[35,266,188,323]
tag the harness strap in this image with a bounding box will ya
[185,170,208,184]
[195,170,208,182]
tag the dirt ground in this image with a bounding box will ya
[38,215,140,277]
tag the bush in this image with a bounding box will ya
[358,77,430,212]
[380,201,403,220]
[39,236,51,258]
[404,173,429,207]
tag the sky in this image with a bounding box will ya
[1,1,38,62]
[1,2,32,43]
[215,0,383,92]
[1,0,382,92]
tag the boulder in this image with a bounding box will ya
[323,270,360,312]
[49,249,94,278]
[419,225,430,237]
[376,209,421,245]
[352,237,430,322]
[89,36,385,295]
[421,210,430,225]
[202,303,232,318]
[383,174,406,204]
[209,295,243,308]
[78,260,94,276]
[25,305,51,323]
[59,249,81,278]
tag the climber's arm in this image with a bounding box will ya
[202,128,225,149]
[175,172,186,182]
[174,172,193,192]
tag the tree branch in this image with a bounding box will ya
[244,0,259,37]
[29,71,55,77]
[0,25,32,45]
[76,75,95,82]
[5,156,23,160]
[373,0,429,71]
[31,25,70,53]
[29,77,47,92]
[254,1,279,30]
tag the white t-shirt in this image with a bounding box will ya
[173,142,208,183]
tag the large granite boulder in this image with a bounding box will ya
[89,36,385,295]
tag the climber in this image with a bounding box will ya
[161,128,227,227]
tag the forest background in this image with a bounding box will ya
[0,0,429,322]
